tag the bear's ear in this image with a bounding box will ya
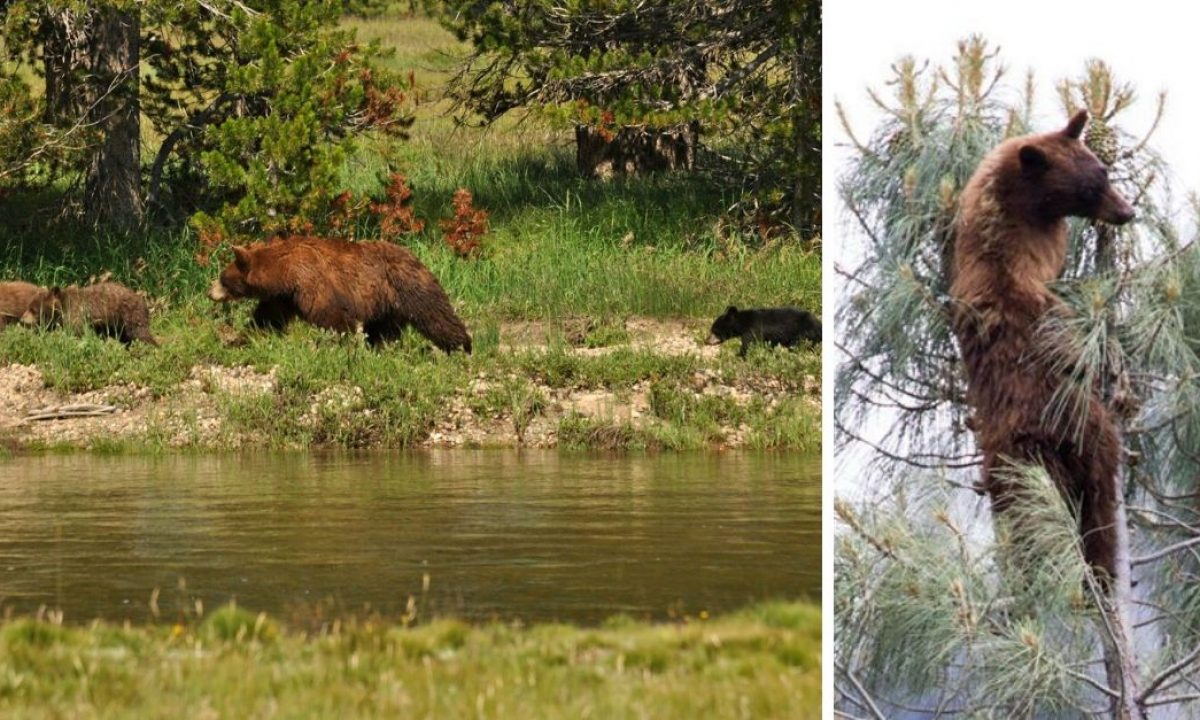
[1063,109,1088,140]
[49,286,62,299]
[1018,144,1049,174]
[725,305,738,315]
[232,245,252,271]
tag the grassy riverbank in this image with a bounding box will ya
[0,14,818,452]
[0,602,819,719]
[0,317,818,452]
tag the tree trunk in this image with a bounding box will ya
[83,5,142,231]
[787,0,820,235]
[792,120,804,231]
[575,123,698,180]
[1089,474,1145,719]
[790,26,805,232]
[1088,158,1144,716]
[40,8,91,127]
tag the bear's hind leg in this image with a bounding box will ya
[1079,415,1121,584]
[994,435,1119,587]
[1079,483,1118,585]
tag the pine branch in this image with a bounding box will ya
[1131,534,1200,566]
[1144,693,1200,708]
[835,663,888,720]
[1137,645,1200,705]
[836,421,980,470]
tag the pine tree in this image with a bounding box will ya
[835,38,1199,719]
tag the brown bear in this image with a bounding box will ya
[950,110,1135,584]
[0,281,44,329]
[21,281,159,346]
[207,236,472,353]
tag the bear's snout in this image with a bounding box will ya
[1098,187,1136,225]
[705,333,722,345]
[1110,206,1135,224]
[19,309,36,326]
[207,279,230,302]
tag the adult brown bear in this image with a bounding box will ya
[950,110,1135,583]
[207,236,471,353]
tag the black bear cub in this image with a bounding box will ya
[706,306,821,357]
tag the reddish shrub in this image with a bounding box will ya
[372,173,425,241]
[440,188,488,258]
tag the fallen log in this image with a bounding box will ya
[25,404,119,422]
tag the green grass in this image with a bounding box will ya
[0,602,820,719]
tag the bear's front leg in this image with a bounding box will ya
[252,297,299,331]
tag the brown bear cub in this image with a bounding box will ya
[21,282,159,346]
[207,236,472,353]
[0,281,44,329]
[951,110,1134,585]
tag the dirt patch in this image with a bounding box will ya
[0,364,281,449]
[424,377,657,448]
[499,317,721,359]
[0,364,153,447]
[184,364,278,395]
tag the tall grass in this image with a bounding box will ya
[0,156,816,322]
[0,601,820,719]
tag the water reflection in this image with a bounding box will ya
[0,450,819,624]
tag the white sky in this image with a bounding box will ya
[824,1,1199,199]
[821,0,1200,496]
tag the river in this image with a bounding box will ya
[0,450,818,624]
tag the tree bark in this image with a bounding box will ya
[83,5,142,231]
[790,20,805,232]
[1093,473,1145,719]
[787,0,820,235]
[40,8,91,128]
[575,123,697,180]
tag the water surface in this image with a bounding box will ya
[0,450,818,624]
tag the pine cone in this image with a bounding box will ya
[1085,118,1120,166]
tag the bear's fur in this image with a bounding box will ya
[21,282,159,346]
[706,306,821,357]
[207,236,471,353]
[950,110,1134,582]
[0,281,44,329]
